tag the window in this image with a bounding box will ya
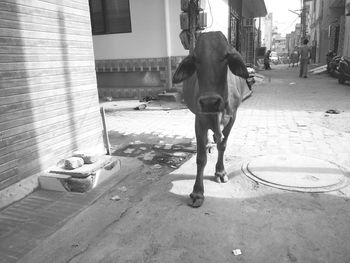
[89,0,132,35]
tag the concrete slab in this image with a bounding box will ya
[39,156,121,193]
[242,155,350,192]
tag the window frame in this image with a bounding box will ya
[89,0,132,35]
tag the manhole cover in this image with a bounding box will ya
[242,155,349,192]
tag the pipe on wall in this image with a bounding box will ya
[164,0,173,90]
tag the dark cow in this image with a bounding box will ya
[172,31,249,207]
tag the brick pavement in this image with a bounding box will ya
[106,65,350,172]
[1,65,350,262]
[0,157,139,263]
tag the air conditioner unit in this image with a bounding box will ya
[243,18,254,27]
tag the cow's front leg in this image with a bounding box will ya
[215,116,234,183]
[190,116,208,208]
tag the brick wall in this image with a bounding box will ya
[0,0,104,190]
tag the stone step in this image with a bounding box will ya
[39,156,121,193]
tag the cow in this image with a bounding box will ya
[172,31,249,208]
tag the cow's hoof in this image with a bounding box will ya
[214,176,221,183]
[215,172,228,183]
[189,193,204,208]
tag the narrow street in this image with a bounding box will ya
[14,65,350,263]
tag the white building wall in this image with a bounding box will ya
[168,0,187,57]
[92,0,230,60]
[203,0,229,38]
[92,0,168,59]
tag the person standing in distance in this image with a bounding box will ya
[264,50,272,70]
[299,39,311,78]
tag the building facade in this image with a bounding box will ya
[306,0,350,64]
[262,13,273,50]
[0,0,105,207]
[92,0,267,99]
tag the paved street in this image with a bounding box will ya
[2,65,350,263]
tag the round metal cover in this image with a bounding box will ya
[242,155,349,192]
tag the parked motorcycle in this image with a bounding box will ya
[326,51,341,77]
[246,65,256,91]
[338,56,350,84]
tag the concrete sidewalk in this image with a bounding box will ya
[1,65,350,262]
[0,157,143,263]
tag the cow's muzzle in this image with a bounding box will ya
[198,95,224,114]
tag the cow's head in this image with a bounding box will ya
[173,31,248,114]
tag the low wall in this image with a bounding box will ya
[95,56,185,99]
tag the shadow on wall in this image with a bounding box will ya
[0,1,41,201]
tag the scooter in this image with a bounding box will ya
[338,56,350,84]
[328,55,341,77]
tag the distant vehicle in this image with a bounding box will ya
[270,51,279,64]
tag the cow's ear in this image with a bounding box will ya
[227,51,249,79]
[172,56,196,84]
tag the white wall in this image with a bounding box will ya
[92,0,230,60]
[92,0,167,59]
[168,0,187,57]
[203,0,229,38]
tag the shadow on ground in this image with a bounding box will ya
[65,163,350,263]
[109,130,196,169]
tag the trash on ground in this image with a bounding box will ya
[123,148,135,154]
[325,109,340,114]
[139,96,155,102]
[289,82,296,85]
[232,249,242,256]
[143,151,156,161]
[153,164,162,169]
[110,195,121,201]
[164,144,173,150]
[296,123,307,127]
[152,154,186,168]
[134,103,147,110]
[118,186,127,192]
[170,152,187,158]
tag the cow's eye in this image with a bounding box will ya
[222,53,229,61]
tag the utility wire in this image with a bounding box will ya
[280,16,300,34]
